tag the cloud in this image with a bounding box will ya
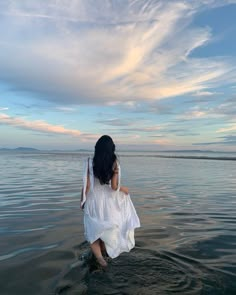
[175,98,236,122]
[193,91,215,96]
[179,110,207,120]
[193,135,236,145]
[96,118,132,127]
[212,100,236,118]
[117,101,174,115]
[174,104,212,121]
[114,126,164,133]
[149,135,166,138]
[96,118,165,132]
[0,107,9,111]
[55,106,77,112]
[153,138,173,145]
[0,0,236,106]
[0,113,82,137]
[219,135,236,145]
[166,129,201,136]
[217,124,236,133]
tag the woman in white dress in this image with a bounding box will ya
[80,135,140,267]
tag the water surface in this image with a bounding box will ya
[0,151,236,294]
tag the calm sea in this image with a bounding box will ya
[0,151,236,294]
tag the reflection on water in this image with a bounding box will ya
[0,151,236,294]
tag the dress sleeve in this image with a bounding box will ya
[81,157,94,208]
[88,157,94,192]
[81,158,89,208]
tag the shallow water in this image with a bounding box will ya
[0,151,236,294]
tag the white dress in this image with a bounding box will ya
[81,157,140,259]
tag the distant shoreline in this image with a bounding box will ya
[0,148,236,161]
[0,147,235,154]
[121,154,236,161]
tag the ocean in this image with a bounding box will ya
[0,151,236,294]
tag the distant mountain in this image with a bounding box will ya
[0,147,93,153]
[16,147,39,151]
[0,147,39,152]
[74,149,92,152]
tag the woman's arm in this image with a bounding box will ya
[111,161,129,194]
[119,186,129,194]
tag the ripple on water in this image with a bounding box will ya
[0,243,58,262]
[54,243,233,295]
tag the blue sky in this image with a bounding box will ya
[0,0,236,151]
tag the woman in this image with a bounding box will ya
[81,135,140,267]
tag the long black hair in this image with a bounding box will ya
[93,135,117,185]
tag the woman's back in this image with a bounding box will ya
[81,135,140,262]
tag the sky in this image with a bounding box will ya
[0,0,236,151]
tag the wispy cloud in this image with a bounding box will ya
[1,0,236,150]
[219,135,236,145]
[193,91,215,96]
[175,98,236,122]
[162,128,201,136]
[193,135,236,146]
[109,126,164,133]
[0,1,236,106]
[153,138,173,145]
[117,101,174,115]
[0,113,82,137]
[212,100,236,118]
[55,106,77,112]
[96,118,133,127]
[217,124,236,133]
[178,110,207,120]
